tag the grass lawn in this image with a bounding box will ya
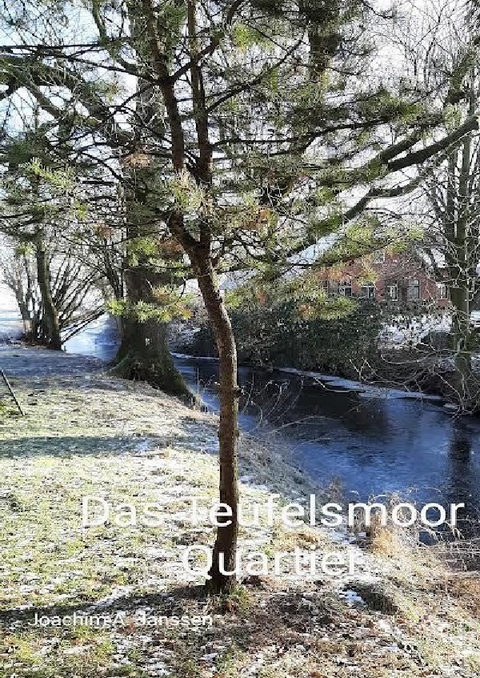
[1,356,480,677]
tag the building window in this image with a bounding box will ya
[328,280,339,296]
[361,284,376,300]
[386,282,398,301]
[339,280,352,297]
[407,279,420,301]
[319,280,329,296]
[437,283,448,300]
[372,250,386,264]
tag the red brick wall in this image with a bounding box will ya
[315,251,450,308]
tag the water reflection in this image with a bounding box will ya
[445,432,478,532]
[63,315,120,362]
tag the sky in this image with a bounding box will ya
[0,283,16,309]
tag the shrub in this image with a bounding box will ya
[190,291,382,377]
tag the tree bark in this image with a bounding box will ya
[192,253,240,594]
[113,314,189,396]
[445,113,476,408]
[35,238,62,350]
[111,265,191,401]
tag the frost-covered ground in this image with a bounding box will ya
[1,348,480,677]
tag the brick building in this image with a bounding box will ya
[316,249,450,308]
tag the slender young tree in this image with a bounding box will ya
[427,95,480,409]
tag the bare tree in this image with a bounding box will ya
[393,0,480,409]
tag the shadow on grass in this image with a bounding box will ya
[0,434,179,458]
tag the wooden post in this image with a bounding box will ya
[0,370,25,416]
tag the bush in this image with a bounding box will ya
[190,293,383,377]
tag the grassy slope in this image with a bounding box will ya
[1,359,480,677]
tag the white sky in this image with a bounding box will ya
[0,283,16,308]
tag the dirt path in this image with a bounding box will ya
[0,345,104,380]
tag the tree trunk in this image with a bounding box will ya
[13,290,32,339]
[111,265,191,401]
[139,0,240,592]
[107,37,191,399]
[450,287,474,405]
[447,117,475,408]
[112,314,190,399]
[193,254,240,594]
[35,239,62,350]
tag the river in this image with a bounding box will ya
[2,307,480,531]
[175,355,480,532]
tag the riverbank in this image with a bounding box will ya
[174,319,480,414]
[2,347,480,676]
